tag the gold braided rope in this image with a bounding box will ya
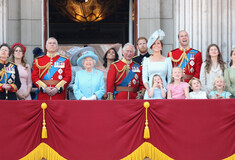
[0,65,7,82]
[113,64,128,83]
[35,59,51,78]
[169,51,188,67]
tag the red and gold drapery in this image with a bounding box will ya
[0,100,234,160]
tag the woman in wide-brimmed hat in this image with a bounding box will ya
[66,46,95,100]
[142,29,172,99]
[10,43,32,100]
[73,50,105,100]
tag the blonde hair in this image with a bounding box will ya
[213,76,225,90]
[152,74,163,87]
[170,67,184,83]
[189,77,201,87]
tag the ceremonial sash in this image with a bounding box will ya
[0,64,15,84]
[42,57,66,80]
[179,49,198,69]
[114,63,139,98]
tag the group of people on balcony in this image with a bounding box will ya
[0,29,234,100]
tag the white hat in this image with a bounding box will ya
[147,29,165,49]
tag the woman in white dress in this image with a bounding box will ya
[200,44,227,94]
[10,43,32,100]
[142,29,172,99]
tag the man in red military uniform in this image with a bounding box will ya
[32,37,71,100]
[106,43,144,100]
[168,30,202,82]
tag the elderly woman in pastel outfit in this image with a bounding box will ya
[10,43,32,100]
[142,29,172,99]
[67,46,95,100]
[73,50,105,100]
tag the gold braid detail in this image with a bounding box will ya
[113,64,128,83]
[0,65,7,82]
[35,59,52,79]
[169,51,188,67]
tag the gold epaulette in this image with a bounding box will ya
[35,59,51,78]
[133,55,138,58]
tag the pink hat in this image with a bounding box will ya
[11,43,26,53]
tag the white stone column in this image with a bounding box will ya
[0,0,7,43]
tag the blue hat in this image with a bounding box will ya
[76,50,99,67]
[147,29,165,49]
[68,46,95,66]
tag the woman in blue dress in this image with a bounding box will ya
[142,29,172,99]
[73,50,105,100]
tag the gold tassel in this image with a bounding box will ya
[41,103,48,139]
[143,102,150,139]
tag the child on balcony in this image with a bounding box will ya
[208,76,231,99]
[189,77,207,99]
[147,74,166,99]
[167,67,190,99]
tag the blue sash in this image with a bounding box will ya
[43,57,66,80]
[114,63,139,98]
[0,65,15,83]
[179,49,198,69]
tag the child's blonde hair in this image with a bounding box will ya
[213,76,225,90]
[152,74,163,87]
[170,67,184,83]
[189,77,201,87]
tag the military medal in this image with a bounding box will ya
[11,74,15,79]
[132,79,136,85]
[135,74,138,79]
[58,75,63,80]
[8,79,13,84]
[190,60,195,66]
[190,68,194,73]
[58,68,63,74]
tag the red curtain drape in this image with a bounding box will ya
[0,99,234,160]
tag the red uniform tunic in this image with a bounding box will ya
[168,46,202,82]
[32,53,71,100]
[106,59,144,99]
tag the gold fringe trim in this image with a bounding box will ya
[20,142,66,160]
[121,142,174,160]
[223,153,235,160]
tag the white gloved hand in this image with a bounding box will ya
[86,95,97,100]
[81,96,87,100]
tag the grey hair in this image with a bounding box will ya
[46,37,58,46]
[82,57,96,67]
[123,43,136,53]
